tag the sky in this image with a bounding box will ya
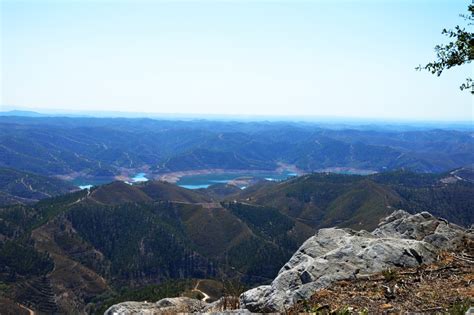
[1,0,472,121]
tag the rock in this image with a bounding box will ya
[104,301,159,314]
[239,210,472,312]
[105,210,472,314]
[104,297,205,314]
[104,296,253,314]
[156,297,205,312]
[372,210,468,250]
[202,297,251,314]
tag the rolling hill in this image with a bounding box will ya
[0,179,314,313]
[230,169,474,229]
[0,169,472,313]
[1,117,472,178]
[0,168,76,206]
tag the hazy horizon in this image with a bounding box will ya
[2,105,474,127]
[1,0,473,121]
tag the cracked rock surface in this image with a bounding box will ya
[239,210,471,312]
[104,210,471,314]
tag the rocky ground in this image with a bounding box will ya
[105,210,473,314]
[287,251,473,314]
[239,210,472,312]
[104,296,245,315]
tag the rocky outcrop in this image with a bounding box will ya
[104,210,472,314]
[104,297,252,314]
[372,210,468,250]
[239,210,472,312]
[105,297,205,314]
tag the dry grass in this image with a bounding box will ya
[287,251,473,314]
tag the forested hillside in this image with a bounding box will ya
[0,168,472,313]
[1,117,472,178]
[0,168,76,206]
[0,180,313,313]
[2,0,473,313]
[230,169,474,229]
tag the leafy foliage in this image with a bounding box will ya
[417,5,473,92]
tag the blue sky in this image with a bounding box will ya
[1,0,472,121]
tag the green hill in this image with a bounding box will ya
[231,171,473,230]
[0,169,472,314]
[138,180,212,203]
[232,173,398,231]
[0,180,312,313]
[0,168,76,206]
[88,181,153,205]
[88,180,213,205]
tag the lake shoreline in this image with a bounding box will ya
[156,167,303,184]
[58,164,376,190]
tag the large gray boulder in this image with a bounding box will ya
[104,210,471,314]
[372,210,468,250]
[239,210,471,312]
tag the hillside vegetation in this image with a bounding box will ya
[1,117,472,177]
[0,168,76,206]
[0,169,472,313]
[231,169,474,229]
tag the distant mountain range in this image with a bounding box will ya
[1,116,473,177]
[0,116,473,313]
[2,110,472,129]
[0,168,472,313]
[0,110,50,117]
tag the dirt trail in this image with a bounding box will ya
[193,280,211,303]
[18,303,35,315]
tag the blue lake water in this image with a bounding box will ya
[74,173,148,189]
[72,171,297,190]
[132,172,148,182]
[177,171,297,189]
[72,177,114,190]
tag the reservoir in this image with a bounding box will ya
[73,177,114,190]
[132,172,148,182]
[177,171,297,189]
[72,169,374,190]
[74,172,148,189]
[73,171,300,190]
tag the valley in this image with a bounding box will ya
[69,168,301,191]
[1,117,473,179]
[173,169,299,189]
[0,165,472,313]
[2,0,473,312]
[0,116,472,314]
